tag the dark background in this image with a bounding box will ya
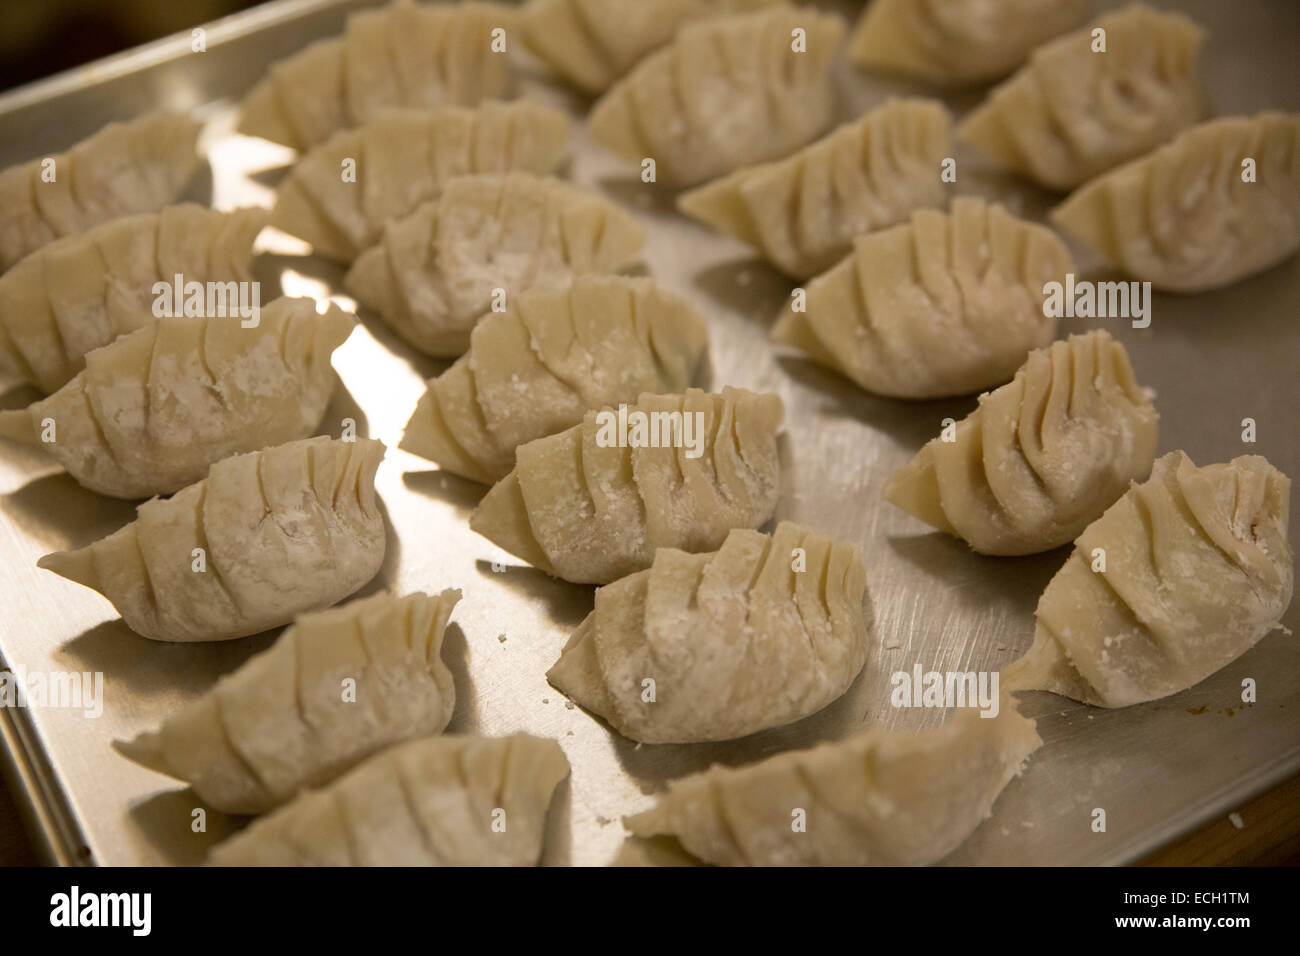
[0,0,264,93]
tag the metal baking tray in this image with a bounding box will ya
[0,0,1296,867]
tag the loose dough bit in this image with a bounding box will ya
[38,436,387,642]
[549,521,871,743]
[1005,452,1293,707]
[116,590,459,815]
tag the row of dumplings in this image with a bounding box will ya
[0,0,1293,864]
[0,0,799,865]
[78,428,1292,865]
[3,1,1297,304]
[4,1,1294,393]
[229,0,1300,289]
[20,322,1291,866]
[0,105,645,392]
[596,1,1299,297]
[24,440,1286,869]
[0,1,647,866]
[249,0,1292,863]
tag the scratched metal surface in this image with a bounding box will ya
[0,0,1296,867]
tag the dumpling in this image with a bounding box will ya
[884,331,1159,556]
[401,276,709,484]
[1051,113,1300,292]
[957,4,1206,190]
[677,98,952,278]
[625,699,1041,865]
[207,734,569,866]
[471,386,784,584]
[587,4,847,187]
[848,0,1088,86]
[344,173,646,357]
[770,197,1074,399]
[271,101,570,262]
[238,0,517,151]
[1005,452,1294,708]
[38,436,386,642]
[549,521,870,743]
[0,204,268,393]
[0,300,354,499]
[519,0,778,95]
[116,590,459,815]
[0,112,202,271]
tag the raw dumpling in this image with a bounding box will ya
[677,98,952,277]
[207,734,569,866]
[848,0,1088,86]
[401,276,709,484]
[884,331,1159,556]
[770,197,1073,399]
[238,0,517,151]
[587,4,847,187]
[344,173,646,357]
[626,699,1041,865]
[471,386,784,584]
[1005,452,1294,708]
[957,4,1206,190]
[0,300,354,499]
[519,0,778,95]
[271,101,570,262]
[549,521,870,743]
[116,590,459,815]
[0,204,268,393]
[38,436,386,642]
[1051,113,1300,292]
[0,112,202,271]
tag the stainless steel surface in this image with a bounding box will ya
[0,0,1296,867]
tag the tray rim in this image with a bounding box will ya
[0,0,1294,868]
[0,0,364,118]
[0,647,87,866]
